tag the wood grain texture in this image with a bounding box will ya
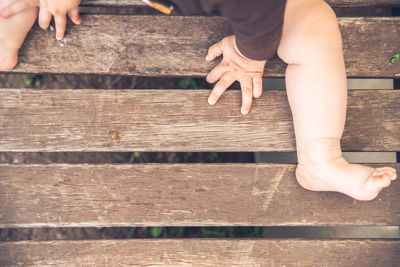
[8,16,400,78]
[1,164,399,227]
[328,0,400,6]
[82,0,146,6]
[81,0,400,7]
[0,89,399,152]
[1,239,399,266]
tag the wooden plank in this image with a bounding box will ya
[328,0,400,6]
[80,0,400,8]
[9,16,400,78]
[1,240,399,266]
[0,89,399,152]
[0,164,399,227]
[81,0,146,6]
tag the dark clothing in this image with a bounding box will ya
[146,0,287,60]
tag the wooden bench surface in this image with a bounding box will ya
[1,1,399,265]
[80,0,400,7]
[1,89,399,152]
[1,239,399,266]
[1,164,399,227]
[10,16,400,78]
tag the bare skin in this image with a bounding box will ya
[206,0,396,200]
[1,0,396,200]
[206,35,266,115]
[0,0,81,71]
[277,0,397,200]
[0,0,37,71]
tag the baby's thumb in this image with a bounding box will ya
[206,39,224,61]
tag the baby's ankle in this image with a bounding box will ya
[296,137,343,165]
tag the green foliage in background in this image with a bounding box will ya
[128,227,136,238]
[23,74,43,87]
[145,227,268,238]
[114,154,126,162]
[113,152,223,164]
[179,78,200,89]
[150,227,164,238]
[208,152,221,163]
[391,53,400,64]
[179,78,215,90]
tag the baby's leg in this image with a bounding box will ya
[0,0,37,71]
[277,0,397,200]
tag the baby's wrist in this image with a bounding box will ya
[233,37,251,60]
[233,37,267,63]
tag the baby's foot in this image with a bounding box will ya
[296,156,397,200]
[0,1,37,71]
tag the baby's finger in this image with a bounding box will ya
[240,76,253,115]
[208,72,235,105]
[54,14,67,40]
[206,63,227,84]
[0,0,32,18]
[252,75,263,98]
[38,8,52,29]
[205,39,224,62]
[68,7,82,25]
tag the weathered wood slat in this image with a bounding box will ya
[81,0,400,8]
[0,89,399,152]
[10,16,400,78]
[328,0,400,6]
[0,164,399,227]
[1,239,399,266]
[81,0,146,6]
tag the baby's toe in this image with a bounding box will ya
[374,167,396,178]
[372,171,392,188]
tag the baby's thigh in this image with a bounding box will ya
[277,0,342,65]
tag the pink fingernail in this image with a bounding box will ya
[208,98,215,105]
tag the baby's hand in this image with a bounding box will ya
[0,0,82,40]
[206,35,266,115]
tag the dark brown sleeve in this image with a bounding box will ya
[170,0,287,60]
[217,0,287,60]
